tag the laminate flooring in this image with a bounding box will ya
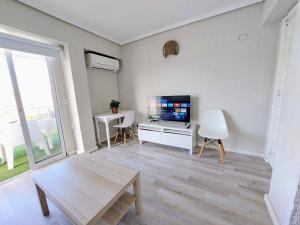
[0,141,273,225]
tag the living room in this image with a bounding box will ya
[0,0,299,225]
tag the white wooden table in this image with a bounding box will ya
[94,110,132,148]
[33,152,142,225]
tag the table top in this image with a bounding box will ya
[32,151,138,225]
[94,109,132,121]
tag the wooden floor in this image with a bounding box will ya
[0,142,273,225]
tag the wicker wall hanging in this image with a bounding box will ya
[163,40,179,58]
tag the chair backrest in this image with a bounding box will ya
[122,111,135,127]
[27,120,44,142]
[38,118,57,134]
[200,109,229,139]
[2,122,24,146]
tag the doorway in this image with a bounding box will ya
[0,48,66,182]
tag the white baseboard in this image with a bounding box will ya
[88,146,99,151]
[67,150,77,156]
[72,146,99,155]
[264,194,281,225]
[226,148,265,158]
[100,133,116,143]
[196,142,265,158]
[86,146,99,154]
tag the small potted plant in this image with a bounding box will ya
[110,100,120,114]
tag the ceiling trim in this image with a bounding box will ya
[120,0,263,45]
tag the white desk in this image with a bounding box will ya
[94,110,132,148]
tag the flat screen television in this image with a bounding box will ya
[148,95,191,122]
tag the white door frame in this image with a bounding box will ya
[4,50,36,168]
[4,50,66,170]
[33,57,67,169]
[265,5,297,167]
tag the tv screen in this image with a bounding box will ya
[148,95,191,122]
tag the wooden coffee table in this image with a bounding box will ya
[32,152,142,225]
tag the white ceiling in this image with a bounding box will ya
[18,0,262,45]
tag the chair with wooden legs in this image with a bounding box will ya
[198,109,228,164]
[113,110,137,144]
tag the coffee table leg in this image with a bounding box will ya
[35,184,49,216]
[133,174,142,215]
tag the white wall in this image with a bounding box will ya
[267,3,300,225]
[263,0,298,24]
[0,0,121,153]
[118,3,279,156]
[87,69,119,140]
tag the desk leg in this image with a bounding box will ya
[35,184,49,216]
[133,173,142,215]
[105,121,111,149]
[95,119,101,147]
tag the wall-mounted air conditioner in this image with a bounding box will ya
[85,52,120,72]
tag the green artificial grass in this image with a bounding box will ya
[32,133,61,162]
[0,145,30,182]
[0,133,61,182]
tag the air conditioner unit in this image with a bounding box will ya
[85,53,119,72]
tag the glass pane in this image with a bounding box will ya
[0,51,30,181]
[11,51,62,163]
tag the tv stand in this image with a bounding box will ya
[138,121,196,154]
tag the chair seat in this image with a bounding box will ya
[113,124,130,128]
[198,127,228,140]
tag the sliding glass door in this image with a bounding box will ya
[1,49,66,173]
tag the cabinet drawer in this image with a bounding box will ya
[162,132,192,149]
[138,129,162,144]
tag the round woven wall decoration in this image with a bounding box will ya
[163,40,179,58]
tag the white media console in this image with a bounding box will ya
[138,121,197,154]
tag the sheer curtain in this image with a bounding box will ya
[290,181,300,225]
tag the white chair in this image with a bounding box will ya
[27,120,50,156]
[38,118,57,149]
[0,120,50,170]
[113,111,136,144]
[0,122,25,170]
[198,109,229,164]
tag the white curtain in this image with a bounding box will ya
[290,181,300,225]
